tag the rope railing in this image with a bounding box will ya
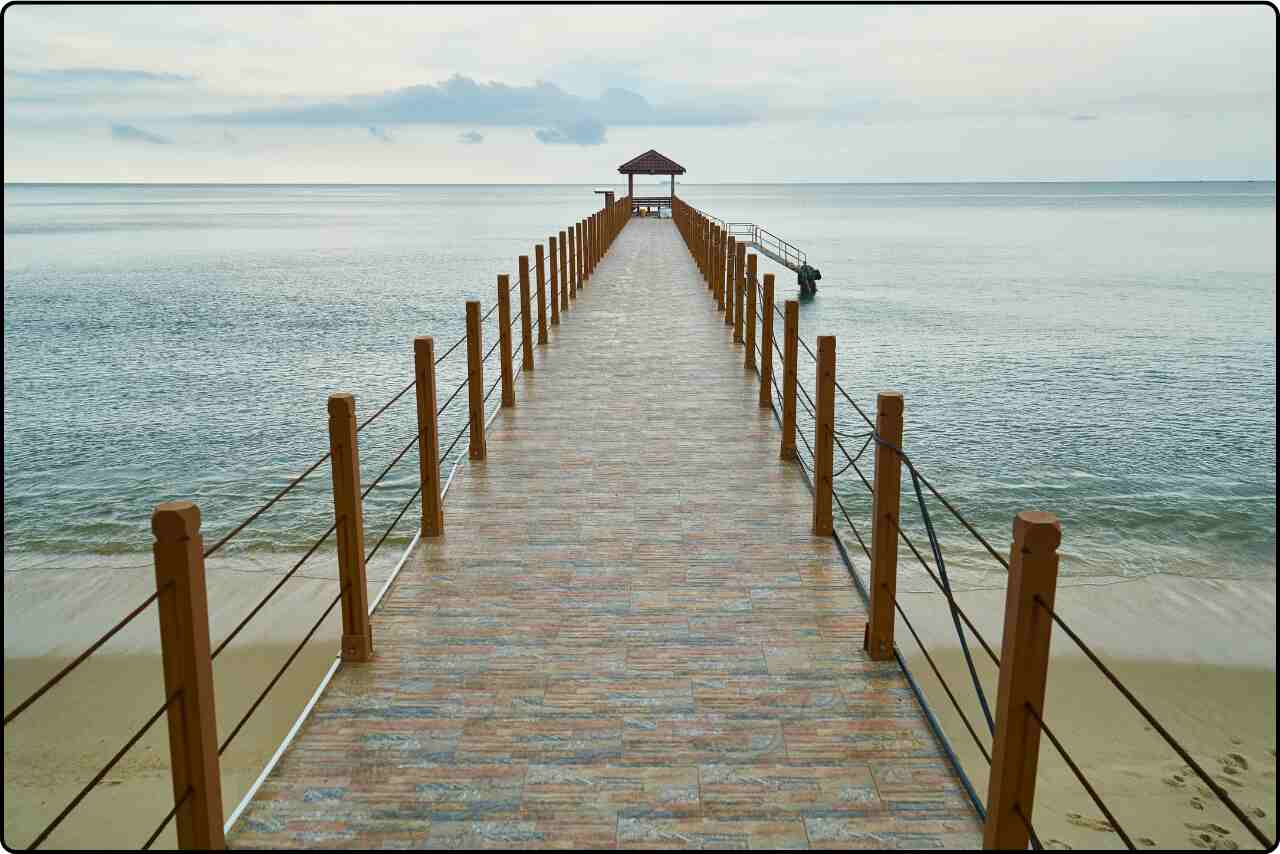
[141,784,191,850]
[5,198,634,850]
[210,520,339,662]
[825,370,1273,848]
[28,689,181,849]
[217,584,346,757]
[2,584,168,726]
[364,485,423,565]
[674,215,1225,851]
[361,434,419,500]
[1035,593,1272,848]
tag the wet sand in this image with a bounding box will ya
[893,575,1277,850]
[2,555,393,850]
[4,561,1276,850]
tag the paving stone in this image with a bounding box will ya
[226,218,979,848]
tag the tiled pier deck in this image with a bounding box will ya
[229,219,981,849]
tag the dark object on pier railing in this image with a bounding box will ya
[797,263,821,297]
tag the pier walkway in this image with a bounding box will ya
[228,218,980,848]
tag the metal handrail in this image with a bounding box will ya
[689,206,807,270]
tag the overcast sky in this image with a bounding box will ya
[3,3,1275,183]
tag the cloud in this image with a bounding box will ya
[1070,113,1100,122]
[367,125,393,142]
[200,74,752,132]
[109,123,173,144]
[458,130,484,144]
[534,117,606,146]
[6,67,195,84]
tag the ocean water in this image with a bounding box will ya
[3,182,1275,587]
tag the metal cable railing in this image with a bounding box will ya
[28,690,181,849]
[217,585,346,757]
[702,245,1227,851]
[2,585,168,726]
[6,206,620,848]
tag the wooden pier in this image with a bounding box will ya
[15,159,1266,852]
[226,216,980,849]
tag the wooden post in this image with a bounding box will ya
[745,254,758,369]
[734,242,747,343]
[558,230,570,312]
[548,237,560,326]
[535,245,548,343]
[813,337,835,535]
[865,391,904,661]
[725,237,737,327]
[151,501,225,850]
[465,300,486,460]
[759,274,775,408]
[518,258,534,371]
[567,226,578,301]
[414,337,444,536]
[780,299,799,459]
[497,275,515,406]
[327,393,373,661]
[984,512,1063,850]
[576,221,585,289]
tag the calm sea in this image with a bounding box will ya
[3,182,1275,587]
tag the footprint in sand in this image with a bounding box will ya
[1224,752,1249,771]
[1248,807,1266,819]
[1186,823,1232,835]
[1065,812,1114,833]
[1137,838,1157,848]
[1164,774,1186,788]
[1230,736,1243,746]
[1189,797,1206,810]
[1215,775,1244,788]
[1045,840,1072,850]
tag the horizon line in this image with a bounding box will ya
[4,178,1277,187]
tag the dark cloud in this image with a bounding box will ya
[200,74,753,135]
[534,118,606,146]
[368,125,393,143]
[7,67,194,84]
[109,123,173,145]
[458,130,484,144]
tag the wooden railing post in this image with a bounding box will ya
[576,220,585,289]
[518,257,534,371]
[759,273,775,408]
[734,241,747,343]
[548,237,560,326]
[558,230,570,313]
[745,254,758,369]
[780,299,799,459]
[327,393,373,661]
[813,337,835,535]
[725,237,737,328]
[497,274,515,406]
[865,391,904,661]
[534,245,548,344]
[414,337,444,537]
[151,501,225,850]
[465,300,486,459]
[984,512,1062,850]
[715,228,725,308]
[568,225,578,302]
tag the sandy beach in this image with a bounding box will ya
[6,544,1275,850]
[2,552,396,850]
[883,572,1277,850]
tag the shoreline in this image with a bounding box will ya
[869,571,1278,850]
[4,558,1276,849]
